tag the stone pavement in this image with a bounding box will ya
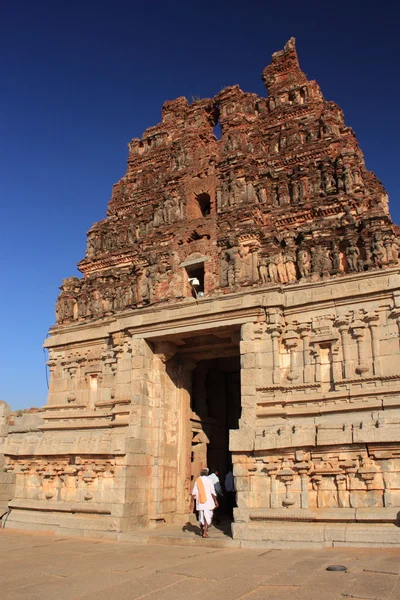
[0,529,399,600]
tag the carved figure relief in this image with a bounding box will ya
[50,37,398,326]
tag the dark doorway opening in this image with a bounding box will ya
[190,355,240,490]
[196,193,211,216]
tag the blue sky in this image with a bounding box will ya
[1,1,400,409]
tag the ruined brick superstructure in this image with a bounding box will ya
[2,39,400,547]
[55,38,396,323]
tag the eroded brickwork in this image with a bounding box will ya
[56,38,398,325]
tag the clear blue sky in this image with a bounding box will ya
[1,1,400,410]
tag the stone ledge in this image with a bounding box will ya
[39,420,128,430]
[249,507,400,523]
[9,499,112,515]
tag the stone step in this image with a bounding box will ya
[118,530,239,549]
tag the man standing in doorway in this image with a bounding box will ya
[192,468,218,538]
[208,468,223,524]
[225,469,235,519]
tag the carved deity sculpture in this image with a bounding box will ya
[267,253,282,283]
[113,286,126,312]
[55,295,75,323]
[372,232,387,266]
[297,248,311,278]
[389,236,400,263]
[311,246,332,276]
[322,166,336,194]
[345,241,361,272]
[258,256,269,284]
[330,240,342,272]
[86,232,101,258]
[220,252,230,287]
[102,288,115,314]
[284,248,297,282]
[276,252,288,283]
[342,165,353,194]
[140,269,151,303]
[77,294,89,319]
[225,240,244,287]
[153,205,164,226]
[277,182,290,206]
[163,195,182,224]
[290,180,301,203]
[335,157,345,192]
[89,290,103,317]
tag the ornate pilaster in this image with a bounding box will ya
[298,323,311,383]
[334,316,350,379]
[283,326,300,381]
[364,311,381,376]
[350,319,369,375]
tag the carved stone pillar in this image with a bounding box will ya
[298,323,311,383]
[66,363,78,403]
[335,316,350,379]
[382,466,393,508]
[294,461,311,508]
[311,476,322,508]
[341,460,358,508]
[389,305,400,352]
[351,319,369,375]
[277,461,295,507]
[364,312,380,376]
[331,342,341,384]
[311,347,321,383]
[251,247,260,282]
[336,474,349,508]
[268,326,282,384]
[112,332,133,402]
[283,327,299,381]
[263,463,279,508]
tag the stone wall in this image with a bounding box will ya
[231,269,400,544]
[2,39,400,546]
[0,402,15,518]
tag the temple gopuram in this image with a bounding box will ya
[2,39,400,547]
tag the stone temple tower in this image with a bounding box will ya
[2,39,400,546]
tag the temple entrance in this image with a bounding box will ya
[150,325,241,526]
[190,356,241,486]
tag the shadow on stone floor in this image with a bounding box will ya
[182,518,233,538]
[182,522,202,536]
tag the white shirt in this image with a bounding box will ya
[208,473,223,496]
[192,475,216,510]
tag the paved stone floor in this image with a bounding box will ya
[0,529,399,600]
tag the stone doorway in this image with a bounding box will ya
[150,326,241,527]
[190,356,241,488]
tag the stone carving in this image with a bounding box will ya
[311,246,332,277]
[297,248,311,279]
[346,241,361,272]
[51,36,398,326]
[258,256,269,284]
[5,37,400,548]
[6,456,116,503]
[284,247,297,282]
[372,232,387,266]
[330,240,341,272]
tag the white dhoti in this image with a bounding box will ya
[198,508,213,526]
[192,476,216,530]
